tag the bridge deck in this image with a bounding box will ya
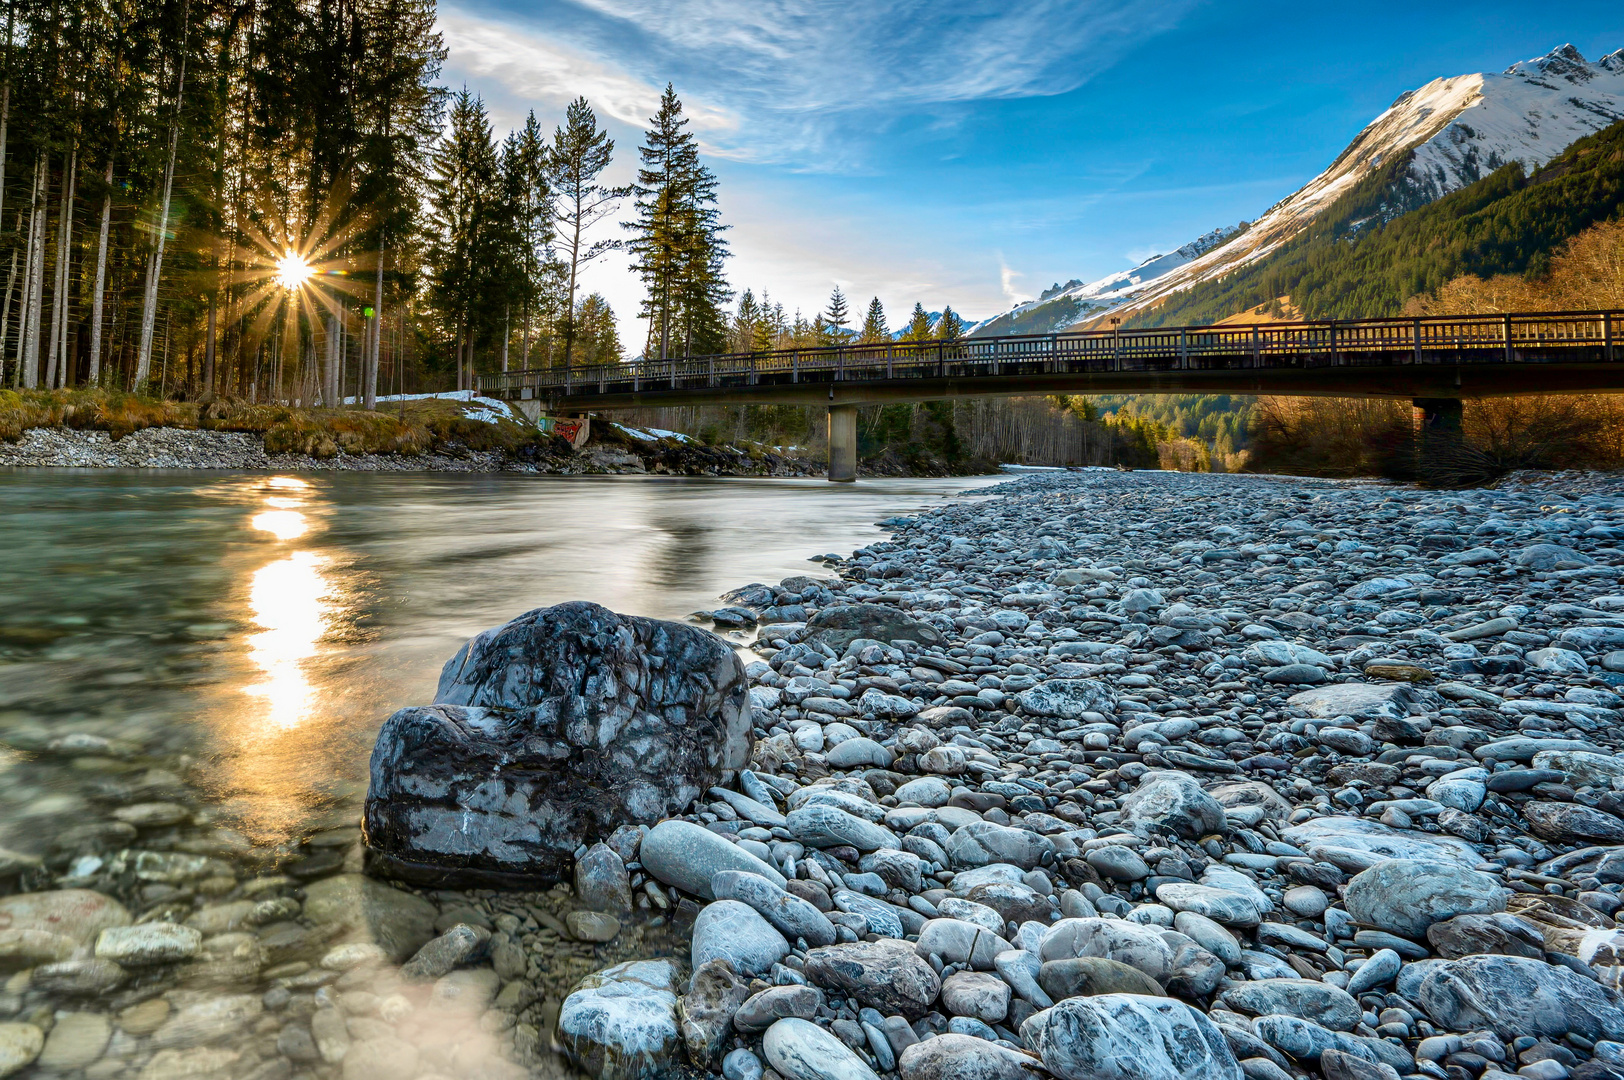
[480,309,1624,409]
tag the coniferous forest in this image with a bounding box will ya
[0,0,735,404]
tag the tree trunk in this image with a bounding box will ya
[2,249,16,388]
[521,296,530,368]
[563,220,581,365]
[87,159,112,385]
[135,20,188,390]
[323,313,337,404]
[21,152,45,388]
[46,149,76,389]
[0,81,9,246]
[501,304,509,374]
[364,242,382,408]
[203,291,216,395]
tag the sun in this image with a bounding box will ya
[275,251,315,291]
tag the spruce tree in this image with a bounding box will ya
[504,111,556,370]
[549,97,626,365]
[627,84,729,359]
[902,302,933,342]
[426,88,501,389]
[822,286,850,339]
[860,296,888,342]
[574,292,621,364]
[935,306,964,342]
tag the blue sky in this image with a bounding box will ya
[440,0,1624,345]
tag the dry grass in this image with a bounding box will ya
[1247,394,1624,486]
[0,389,553,459]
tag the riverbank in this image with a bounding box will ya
[6,467,1624,1079]
[0,423,822,476]
[546,466,1624,1079]
[0,387,823,477]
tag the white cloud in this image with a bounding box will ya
[441,0,1198,165]
[999,259,1031,305]
[437,8,738,136]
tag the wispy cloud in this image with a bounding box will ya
[999,258,1031,305]
[438,9,738,136]
[441,0,1198,165]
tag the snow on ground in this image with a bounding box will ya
[612,424,694,443]
[339,389,525,425]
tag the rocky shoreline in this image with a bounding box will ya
[0,424,821,477]
[540,467,1624,1080]
[5,467,1624,1080]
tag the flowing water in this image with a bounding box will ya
[0,468,1002,1077]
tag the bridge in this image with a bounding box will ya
[479,309,1624,481]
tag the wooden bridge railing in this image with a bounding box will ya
[478,309,1622,400]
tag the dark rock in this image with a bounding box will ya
[1038,956,1164,1000]
[363,602,752,886]
[803,939,942,1019]
[1426,913,1547,960]
[804,605,945,651]
[1523,802,1624,844]
[679,959,751,1070]
[1416,954,1624,1040]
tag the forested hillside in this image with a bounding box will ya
[1133,119,1624,327]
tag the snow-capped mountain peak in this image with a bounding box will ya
[972,42,1624,335]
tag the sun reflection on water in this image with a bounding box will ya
[250,509,309,540]
[246,551,335,729]
[244,478,336,730]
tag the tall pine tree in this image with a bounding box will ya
[549,96,625,366]
[859,296,888,343]
[627,84,728,359]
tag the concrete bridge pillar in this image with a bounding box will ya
[1413,397,1464,434]
[827,404,858,483]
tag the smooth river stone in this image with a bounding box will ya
[558,960,683,1080]
[711,870,837,947]
[691,901,789,977]
[763,1017,880,1080]
[1022,994,1242,1080]
[1343,860,1506,940]
[804,939,942,1019]
[786,804,899,852]
[640,820,786,900]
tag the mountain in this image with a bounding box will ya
[972,43,1624,335]
[1130,115,1624,324]
[968,226,1244,336]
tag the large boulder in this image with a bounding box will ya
[1120,772,1227,840]
[1416,954,1624,1041]
[363,602,751,885]
[804,605,944,651]
[1022,994,1242,1080]
[1343,860,1506,941]
[558,960,683,1080]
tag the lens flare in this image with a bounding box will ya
[275,251,314,291]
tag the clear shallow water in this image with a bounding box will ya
[0,469,1004,862]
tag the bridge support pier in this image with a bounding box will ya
[1413,397,1463,434]
[1413,397,1465,483]
[827,404,857,483]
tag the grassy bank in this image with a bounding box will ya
[0,388,565,459]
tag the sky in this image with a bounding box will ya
[439,0,1624,349]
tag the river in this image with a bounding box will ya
[0,468,1002,1076]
